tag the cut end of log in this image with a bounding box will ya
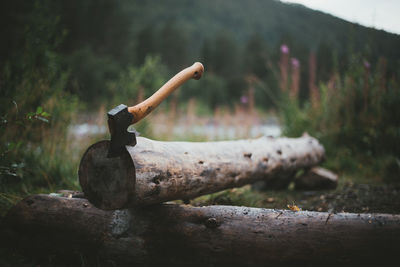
[78,140,136,210]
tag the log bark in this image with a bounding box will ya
[79,135,325,209]
[2,194,400,266]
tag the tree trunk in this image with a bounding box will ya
[79,135,325,209]
[2,194,399,266]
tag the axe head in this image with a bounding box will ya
[107,104,137,158]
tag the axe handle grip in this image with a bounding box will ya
[128,62,204,123]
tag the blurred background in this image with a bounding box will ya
[1,0,400,217]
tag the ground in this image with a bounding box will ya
[189,181,400,215]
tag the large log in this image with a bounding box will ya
[79,135,325,209]
[2,194,399,266]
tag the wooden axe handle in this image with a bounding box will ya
[128,62,204,123]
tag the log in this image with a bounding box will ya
[2,194,399,266]
[79,135,325,209]
[295,167,338,190]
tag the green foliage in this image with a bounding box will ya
[212,31,240,78]
[280,96,311,137]
[136,25,157,65]
[108,56,168,105]
[244,33,270,78]
[0,0,81,213]
[281,56,400,180]
[3,0,400,110]
[107,56,169,137]
[65,46,120,103]
[58,0,133,62]
[26,106,51,122]
[159,20,189,71]
[180,73,229,109]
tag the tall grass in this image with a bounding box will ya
[0,68,83,214]
[0,1,81,214]
[280,54,400,182]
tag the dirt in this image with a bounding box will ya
[301,182,400,214]
[190,182,400,215]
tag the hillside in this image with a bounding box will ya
[121,0,400,63]
[1,0,400,105]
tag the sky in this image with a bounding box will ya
[281,0,400,35]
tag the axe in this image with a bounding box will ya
[107,62,204,157]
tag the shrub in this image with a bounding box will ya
[280,55,400,179]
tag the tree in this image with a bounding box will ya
[200,39,214,73]
[135,25,157,65]
[159,20,188,71]
[244,33,269,78]
[317,42,334,82]
[213,31,239,78]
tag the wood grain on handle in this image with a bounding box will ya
[128,62,204,123]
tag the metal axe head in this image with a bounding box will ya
[106,62,204,158]
[107,104,137,158]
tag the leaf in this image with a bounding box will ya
[15,141,23,149]
[26,112,35,120]
[7,142,14,149]
[36,106,43,114]
[41,111,50,117]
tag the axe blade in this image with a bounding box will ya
[107,104,137,158]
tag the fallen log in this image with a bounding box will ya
[79,135,325,209]
[2,194,399,266]
[295,167,338,190]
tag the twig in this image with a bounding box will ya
[325,213,333,225]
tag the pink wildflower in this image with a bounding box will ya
[280,44,289,54]
[281,44,289,54]
[291,57,300,68]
